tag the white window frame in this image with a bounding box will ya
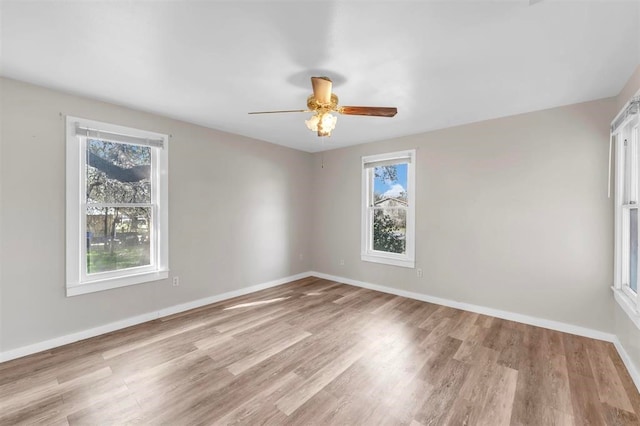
[66,116,169,296]
[613,94,640,329]
[361,149,416,268]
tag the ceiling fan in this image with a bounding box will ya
[249,76,398,137]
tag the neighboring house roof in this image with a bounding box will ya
[374,197,408,207]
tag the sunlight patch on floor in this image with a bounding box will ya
[223,297,291,310]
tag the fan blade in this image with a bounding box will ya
[340,106,398,117]
[248,109,307,114]
[311,77,332,104]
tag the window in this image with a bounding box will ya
[613,94,640,327]
[361,150,416,268]
[66,117,168,296]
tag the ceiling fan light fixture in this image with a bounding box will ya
[305,114,320,131]
[320,112,337,132]
[305,112,337,136]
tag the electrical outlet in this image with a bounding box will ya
[339,259,345,266]
[172,276,180,287]
[416,268,423,278]
[299,253,304,261]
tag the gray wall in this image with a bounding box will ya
[312,98,617,333]
[614,65,640,379]
[0,78,313,351]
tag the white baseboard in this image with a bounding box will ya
[310,271,616,342]
[0,271,313,363]
[612,337,640,393]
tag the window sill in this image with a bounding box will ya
[612,287,640,330]
[67,269,169,296]
[361,253,414,268]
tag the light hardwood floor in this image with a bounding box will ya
[1,277,639,425]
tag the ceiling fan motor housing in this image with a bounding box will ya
[307,93,339,113]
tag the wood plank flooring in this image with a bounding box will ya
[1,277,638,425]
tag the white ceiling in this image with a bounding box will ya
[1,1,639,153]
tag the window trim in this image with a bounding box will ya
[361,149,416,268]
[613,95,640,328]
[66,116,169,296]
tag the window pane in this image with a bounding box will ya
[372,163,408,206]
[373,208,406,254]
[630,209,638,293]
[86,139,151,203]
[86,207,151,274]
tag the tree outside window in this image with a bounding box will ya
[86,140,152,273]
[372,165,407,254]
